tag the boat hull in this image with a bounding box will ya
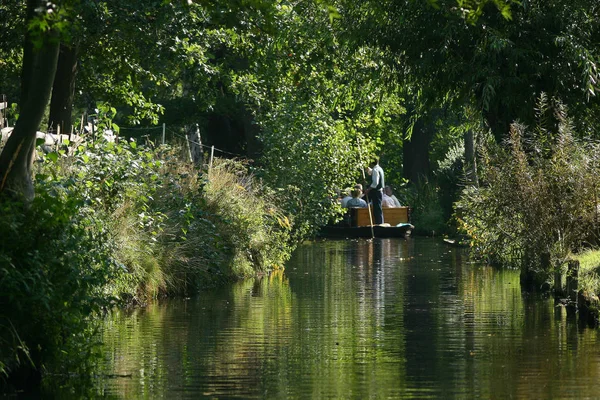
[319,224,413,239]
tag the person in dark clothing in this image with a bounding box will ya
[364,157,385,224]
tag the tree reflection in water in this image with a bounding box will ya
[92,238,600,399]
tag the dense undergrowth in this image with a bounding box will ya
[0,139,292,390]
[456,97,600,288]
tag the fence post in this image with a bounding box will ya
[56,125,61,151]
[91,114,95,142]
[554,267,564,297]
[184,135,192,162]
[209,145,214,172]
[0,94,6,128]
[162,123,166,145]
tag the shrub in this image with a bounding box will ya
[159,157,293,293]
[403,180,447,235]
[574,250,600,298]
[456,96,600,281]
[0,138,294,389]
[0,178,123,388]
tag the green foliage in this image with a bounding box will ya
[203,159,292,273]
[44,138,293,297]
[338,0,600,140]
[432,108,487,228]
[0,175,123,386]
[403,181,447,236]
[454,0,516,23]
[60,139,168,301]
[574,250,600,298]
[257,102,364,239]
[225,2,404,238]
[151,154,293,293]
[456,96,600,277]
[164,158,292,288]
[0,135,293,388]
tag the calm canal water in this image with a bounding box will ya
[96,238,600,399]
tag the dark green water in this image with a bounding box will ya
[96,238,600,399]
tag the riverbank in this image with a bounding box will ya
[569,250,600,324]
[0,139,294,392]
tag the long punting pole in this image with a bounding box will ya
[357,137,375,239]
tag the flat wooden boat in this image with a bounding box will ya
[320,223,413,238]
[319,207,414,239]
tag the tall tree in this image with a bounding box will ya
[48,42,78,135]
[338,0,600,140]
[0,0,60,201]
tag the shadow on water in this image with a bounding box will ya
[41,238,600,399]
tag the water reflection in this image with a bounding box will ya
[94,238,600,399]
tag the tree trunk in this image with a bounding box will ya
[402,117,434,185]
[463,129,479,187]
[48,42,79,135]
[19,0,37,107]
[483,109,510,142]
[0,0,60,202]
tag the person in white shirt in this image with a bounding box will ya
[364,158,385,224]
[384,185,402,207]
[382,193,396,208]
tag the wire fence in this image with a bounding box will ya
[1,117,247,166]
[120,123,246,159]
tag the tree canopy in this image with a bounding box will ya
[2,0,600,228]
[336,0,600,139]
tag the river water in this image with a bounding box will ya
[95,238,600,399]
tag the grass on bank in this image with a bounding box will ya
[573,250,600,304]
[0,138,293,391]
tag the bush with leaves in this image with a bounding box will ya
[159,157,293,293]
[256,101,365,240]
[50,139,168,301]
[0,174,123,388]
[1,137,294,389]
[402,181,447,236]
[52,139,294,296]
[456,96,600,281]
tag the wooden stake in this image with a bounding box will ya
[56,124,61,150]
[184,135,192,163]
